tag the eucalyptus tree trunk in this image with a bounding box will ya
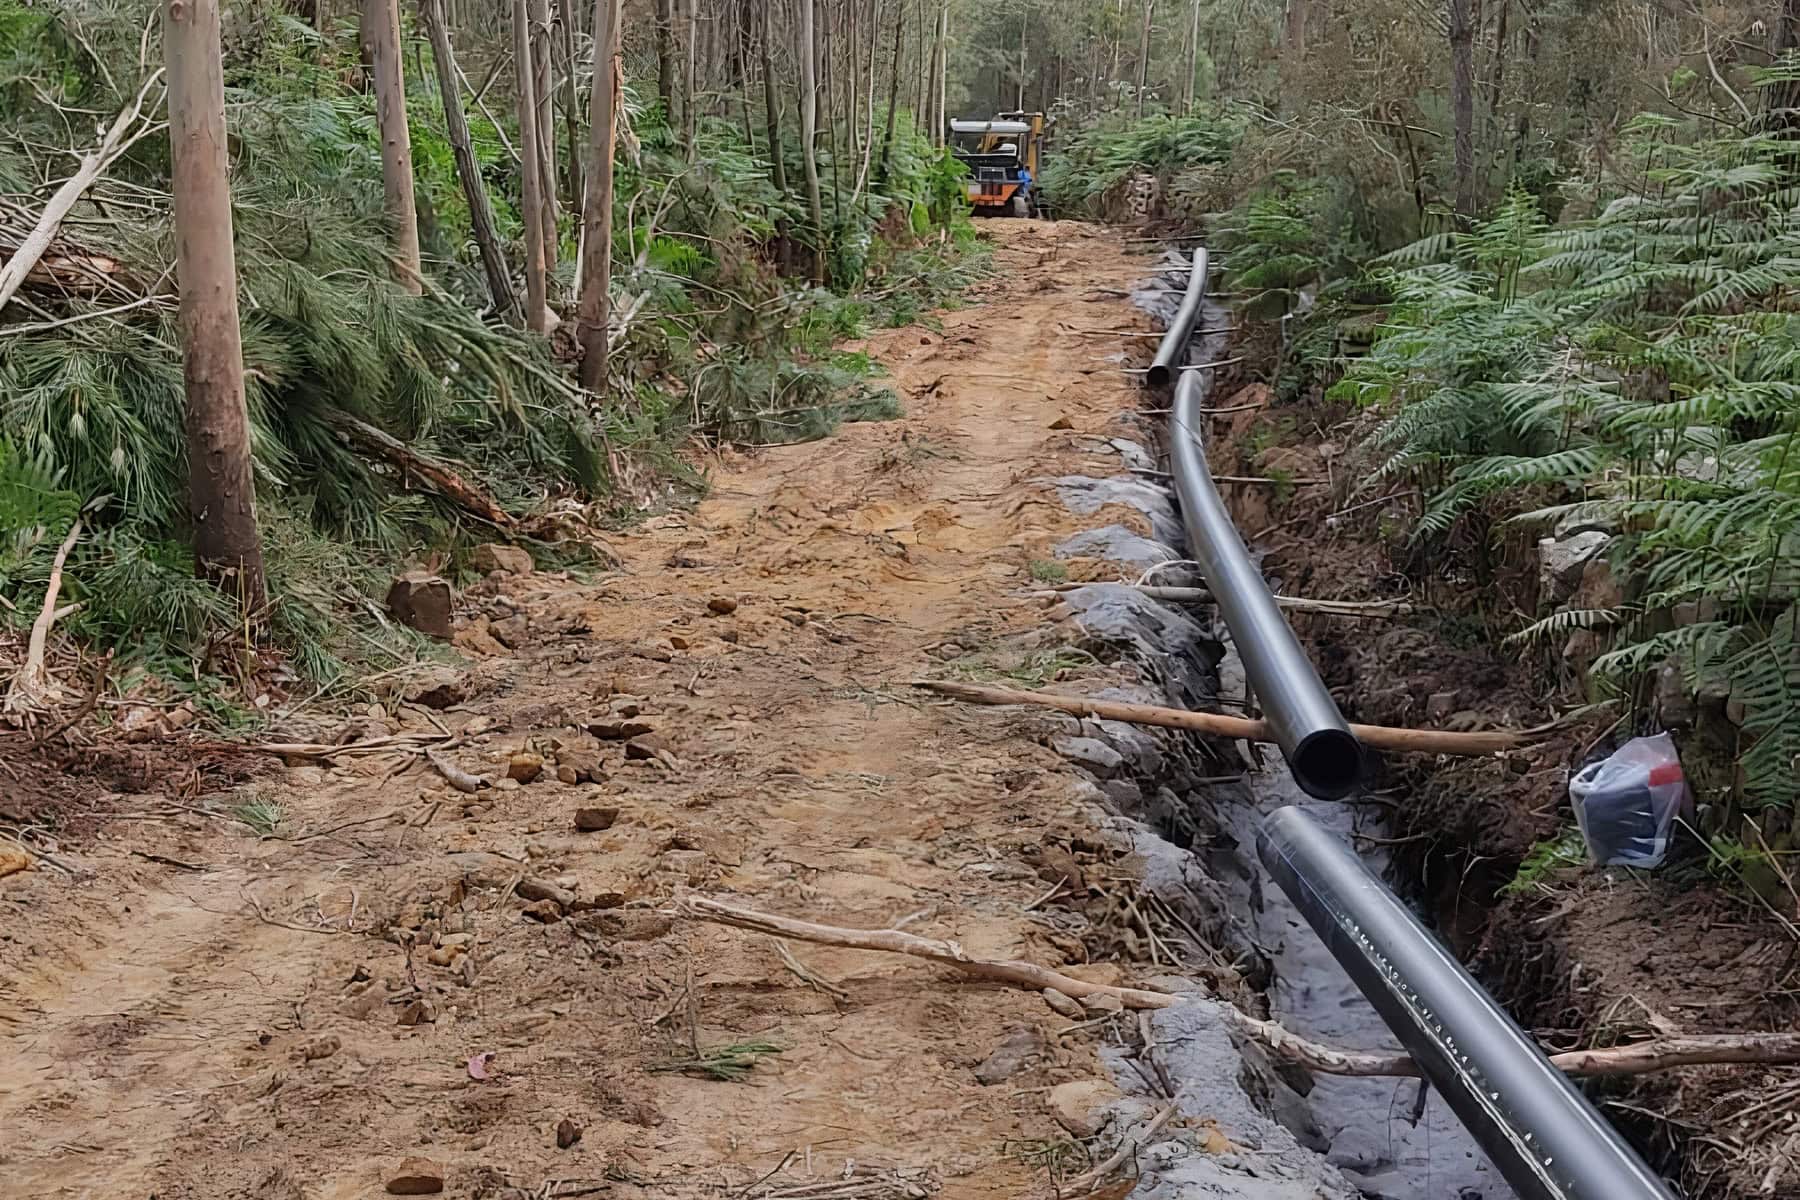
[928,0,946,144]
[877,0,902,180]
[684,0,699,153]
[1134,0,1154,115]
[1449,0,1476,219]
[364,0,422,291]
[165,0,267,613]
[422,0,519,323]
[559,0,584,207]
[577,0,622,391]
[529,0,559,279]
[799,0,826,282]
[1772,0,1800,131]
[513,0,550,330]
[760,0,788,193]
[655,0,675,115]
[1183,0,1200,111]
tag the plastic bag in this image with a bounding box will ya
[1568,732,1690,868]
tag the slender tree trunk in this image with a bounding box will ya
[798,0,826,282]
[577,0,621,391]
[936,0,950,143]
[513,0,549,330]
[760,0,788,193]
[1135,0,1154,115]
[1449,0,1477,219]
[684,0,699,152]
[165,0,267,613]
[1184,0,1200,110]
[1015,9,1026,109]
[655,0,675,116]
[422,0,519,323]
[877,0,902,179]
[364,0,422,291]
[559,0,584,207]
[1772,0,1800,131]
[1283,0,1306,58]
[914,0,928,133]
[529,0,559,280]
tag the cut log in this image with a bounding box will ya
[319,407,514,527]
[916,679,1541,757]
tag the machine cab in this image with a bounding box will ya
[948,111,1044,217]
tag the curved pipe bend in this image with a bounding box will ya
[1153,248,1362,799]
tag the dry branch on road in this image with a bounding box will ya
[679,898,1800,1081]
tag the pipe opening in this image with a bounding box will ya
[1289,728,1364,800]
[1145,363,1174,388]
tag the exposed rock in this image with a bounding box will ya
[624,734,669,761]
[490,614,531,649]
[1048,1079,1119,1138]
[405,667,468,710]
[522,898,563,923]
[1108,438,1157,472]
[1079,991,1124,1015]
[555,765,579,784]
[556,1118,582,1149]
[1051,735,1125,777]
[471,543,534,575]
[0,847,33,879]
[507,752,544,783]
[1050,475,1183,546]
[1042,988,1084,1019]
[588,719,655,741]
[385,1157,446,1195]
[396,998,437,1026]
[973,1026,1044,1085]
[574,806,620,832]
[707,596,739,615]
[1054,525,1184,574]
[1424,691,1458,723]
[668,634,691,650]
[1538,530,1610,602]
[300,1034,341,1061]
[386,572,454,640]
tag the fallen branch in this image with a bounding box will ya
[427,747,487,794]
[0,71,164,311]
[1039,582,1413,619]
[5,519,83,717]
[1066,1100,1179,1193]
[677,898,1800,1081]
[318,407,514,528]
[915,679,1539,757]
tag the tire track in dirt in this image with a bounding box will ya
[0,221,1179,1199]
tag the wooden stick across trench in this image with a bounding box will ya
[916,679,1546,757]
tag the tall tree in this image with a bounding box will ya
[530,0,559,280]
[760,0,788,194]
[513,0,551,330]
[876,0,903,180]
[421,0,518,323]
[577,0,623,390]
[558,0,585,208]
[655,0,676,116]
[165,0,267,612]
[1448,0,1476,218]
[364,0,423,291]
[799,0,826,281]
[1135,0,1155,115]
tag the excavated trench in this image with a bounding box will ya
[1034,267,1511,1199]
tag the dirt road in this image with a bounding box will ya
[1,222,1186,1198]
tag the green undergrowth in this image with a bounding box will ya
[0,0,987,709]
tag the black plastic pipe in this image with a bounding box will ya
[1158,254,1361,797]
[1145,249,1208,387]
[1257,806,1680,1200]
